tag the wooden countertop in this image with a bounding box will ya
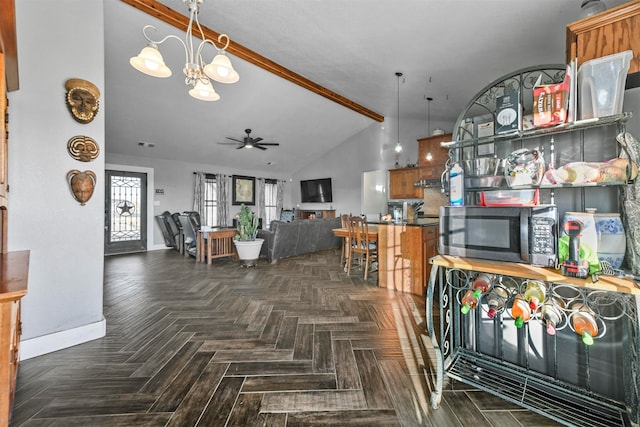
[0,250,29,303]
[431,255,640,295]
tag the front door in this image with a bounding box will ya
[105,170,147,255]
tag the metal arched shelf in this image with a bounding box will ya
[451,64,567,144]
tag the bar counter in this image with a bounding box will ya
[376,220,439,296]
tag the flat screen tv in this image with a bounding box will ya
[300,178,333,203]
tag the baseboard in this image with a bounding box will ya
[20,317,106,361]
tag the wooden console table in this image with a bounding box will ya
[297,209,335,219]
[196,229,237,264]
[0,250,29,426]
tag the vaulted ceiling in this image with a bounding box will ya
[104,0,627,175]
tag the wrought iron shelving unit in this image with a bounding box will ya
[426,255,640,427]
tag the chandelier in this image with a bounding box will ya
[129,0,239,102]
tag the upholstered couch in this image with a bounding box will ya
[257,217,342,262]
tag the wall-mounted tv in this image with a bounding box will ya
[300,178,333,203]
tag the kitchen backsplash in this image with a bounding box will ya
[422,188,448,215]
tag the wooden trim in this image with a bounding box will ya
[0,0,18,91]
[120,0,384,122]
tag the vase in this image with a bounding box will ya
[233,238,264,267]
[594,213,625,269]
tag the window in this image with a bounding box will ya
[203,174,217,226]
[264,179,277,228]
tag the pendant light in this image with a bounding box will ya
[395,72,403,154]
[425,97,433,161]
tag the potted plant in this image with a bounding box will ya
[233,204,264,267]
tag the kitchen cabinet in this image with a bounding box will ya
[418,133,451,168]
[0,251,28,426]
[566,0,640,76]
[389,167,422,199]
[378,223,438,296]
[426,255,640,426]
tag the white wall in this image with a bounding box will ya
[106,153,292,247]
[291,116,452,217]
[8,0,106,358]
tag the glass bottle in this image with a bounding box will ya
[524,280,546,310]
[540,297,565,335]
[511,294,531,328]
[460,273,493,314]
[570,303,598,346]
[486,281,510,319]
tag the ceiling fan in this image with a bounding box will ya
[217,129,280,150]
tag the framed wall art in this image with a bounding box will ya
[232,175,255,205]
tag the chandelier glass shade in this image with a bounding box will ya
[129,0,239,101]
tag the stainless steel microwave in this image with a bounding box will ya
[439,205,558,266]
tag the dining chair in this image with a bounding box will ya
[340,213,350,269]
[347,215,377,280]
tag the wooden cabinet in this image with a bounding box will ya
[378,223,438,296]
[417,133,451,168]
[389,168,422,199]
[297,209,335,219]
[0,251,28,426]
[566,0,640,75]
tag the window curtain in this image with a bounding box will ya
[193,172,206,219]
[276,179,285,216]
[257,178,265,222]
[216,174,229,226]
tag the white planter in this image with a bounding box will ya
[233,238,264,267]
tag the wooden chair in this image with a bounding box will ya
[346,215,377,280]
[340,213,350,269]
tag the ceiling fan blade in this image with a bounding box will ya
[253,137,263,143]
[254,145,267,150]
[236,144,246,150]
[256,142,279,146]
[217,142,241,145]
[226,137,244,143]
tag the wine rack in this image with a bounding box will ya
[426,255,640,427]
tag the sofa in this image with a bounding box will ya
[257,217,342,262]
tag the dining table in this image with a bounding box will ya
[196,228,238,264]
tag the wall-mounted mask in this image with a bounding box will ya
[65,78,100,124]
[67,135,99,162]
[67,169,96,206]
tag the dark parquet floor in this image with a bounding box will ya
[11,249,561,426]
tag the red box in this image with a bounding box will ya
[533,67,571,128]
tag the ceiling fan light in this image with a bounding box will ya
[204,53,239,84]
[130,45,172,78]
[189,79,220,101]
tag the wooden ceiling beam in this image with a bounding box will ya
[120,0,384,122]
[0,0,19,91]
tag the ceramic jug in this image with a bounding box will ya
[594,212,625,268]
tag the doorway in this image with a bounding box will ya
[105,170,147,255]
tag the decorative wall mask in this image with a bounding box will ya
[67,135,99,162]
[65,78,100,124]
[67,169,96,206]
